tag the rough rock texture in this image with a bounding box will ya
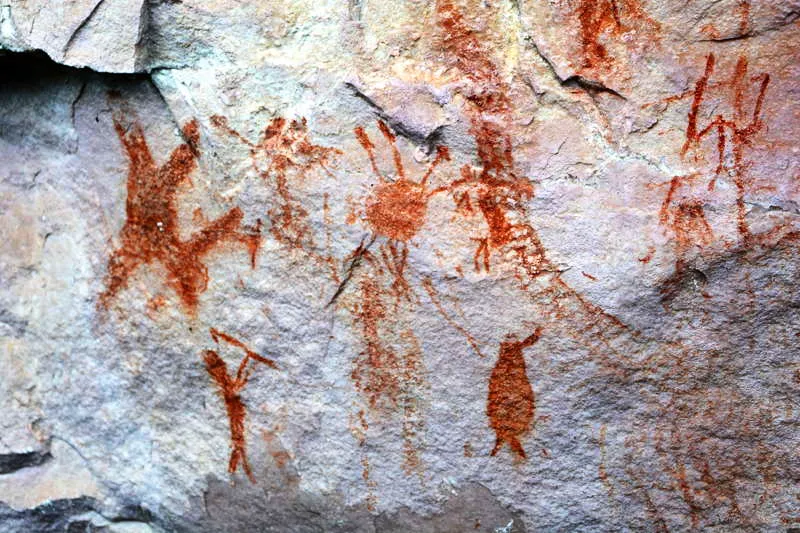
[1,1,799,531]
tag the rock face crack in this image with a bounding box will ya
[326,234,376,307]
[0,498,156,533]
[62,0,106,57]
[562,75,626,99]
[345,82,445,154]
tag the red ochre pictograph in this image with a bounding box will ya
[575,0,660,70]
[202,328,278,484]
[680,53,770,241]
[211,114,342,280]
[99,109,261,317]
[651,53,772,300]
[357,120,451,243]
[342,119,465,488]
[349,120,451,299]
[437,0,548,283]
[487,328,541,459]
[439,5,787,494]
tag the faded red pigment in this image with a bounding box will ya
[211,114,341,279]
[348,266,426,477]
[99,112,260,316]
[203,328,277,483]
[657,174,715,301]
[576,0,659,69]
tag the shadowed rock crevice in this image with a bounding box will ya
[0,498,156,533]
[0,449,52,474]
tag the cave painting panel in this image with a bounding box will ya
[84,2,796,527]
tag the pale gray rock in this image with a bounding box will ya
[1,0,147,73]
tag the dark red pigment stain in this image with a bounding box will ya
[261,429,300,487]
[575,0,660,70]
[211,115,341,279]
[487,328,541,458]
[638,246,656,264]
[202,328,278,483]
[99,112,261,316]
[349,409,378,511]
[680,53,770,241]
[598,425,613,496]
[737,0,751,35]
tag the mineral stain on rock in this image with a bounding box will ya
[202,328,278,483]
[487,328,541,459]
[99,109,261,316]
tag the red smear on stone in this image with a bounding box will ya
[638,246,656,264]
[99,111,260,317]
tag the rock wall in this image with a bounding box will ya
[1,0,799,531]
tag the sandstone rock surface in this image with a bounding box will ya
[1,1,799,531]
